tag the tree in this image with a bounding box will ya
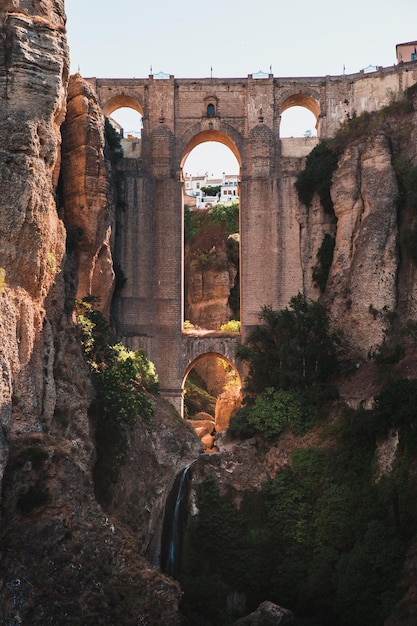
[236,294,339,395]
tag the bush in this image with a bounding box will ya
[295,141,339,214]
[104,118,123,162]
[209,200,239,235]
[236,294,340,395]
[240,388,313,443]
[220,320,240,333]
[76,298,157,504]
[184,205,202,243]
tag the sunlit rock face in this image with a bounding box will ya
[186,262,236,329]
[325,133,399,357]
[0,0,69,481]
[60,73,115,317]
[0,3,188,623]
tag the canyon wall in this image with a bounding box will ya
[0,3,200,623]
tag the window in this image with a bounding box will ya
[207,103,215,117]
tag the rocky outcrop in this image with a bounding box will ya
[234,601,294,625]
[186,260,236,329]
[105,394,201,563]
[326,133,399,357]
[60,73,115,317]
[0,431,182,625]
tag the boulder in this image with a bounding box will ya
[234,601,294,625]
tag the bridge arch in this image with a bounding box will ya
[102,94,144,118]
[180,128,242,173]
[182,351,242,390]
[278,90,322,136]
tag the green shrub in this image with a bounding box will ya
[235,388,313,443]
[295,141,339,214]
[104,118,123,162]
[184,205,202,243]
[236,294,340,395]
[373,342,405,381]
[76,298,157,504]
[228,403,258,440]
[209,200,239,235]
[393,155,417,214]
[220,319,240,333]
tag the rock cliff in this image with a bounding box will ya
[2,2,417,624]
[0,3,199,623]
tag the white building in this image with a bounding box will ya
[184,173,239,209]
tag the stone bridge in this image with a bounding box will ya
[86,62,417,413]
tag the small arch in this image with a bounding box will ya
[182,352,242,449]
[182,352,242,387]
[207,103,216,117]
[103,94,144,118]
[278,93,321,138]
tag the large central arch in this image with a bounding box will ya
[181,129,242,171]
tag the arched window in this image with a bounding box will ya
[207,103,215,117]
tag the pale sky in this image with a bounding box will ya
[65,0,417,175]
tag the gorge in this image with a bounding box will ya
[2,2,417,625]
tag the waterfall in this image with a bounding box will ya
[160,465,192,579]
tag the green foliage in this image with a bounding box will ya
[208,200,239,235]
[104,118,123,162]
[227,403,257,439]
[236,294,339,395]
[374,379,417,455]
[295,141,339,214]
[393,155,417,214]
[233,388,313,444]
[17,483,51,513]
[312,233,335,292]
[194,247,228,271]
[183,375,216,418]
[372,342,405,381]
[185,399,414,625]
[183,319,195,331]
[220,319,240,333]
[184,205,202,243]
[94,354,154,428]
[201,184,221,196]
[181,476,266,623]
[393,156,417,265]
[76,297,157,503]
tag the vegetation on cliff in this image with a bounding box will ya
[230,294,339,442]
[180,293,417,625]
[76,296,158,504]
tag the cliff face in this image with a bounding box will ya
[326,133,399,356]
[0,0,69,488]
[60,73,115,317]
[0,3,198,623]
[296,109,417,368]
